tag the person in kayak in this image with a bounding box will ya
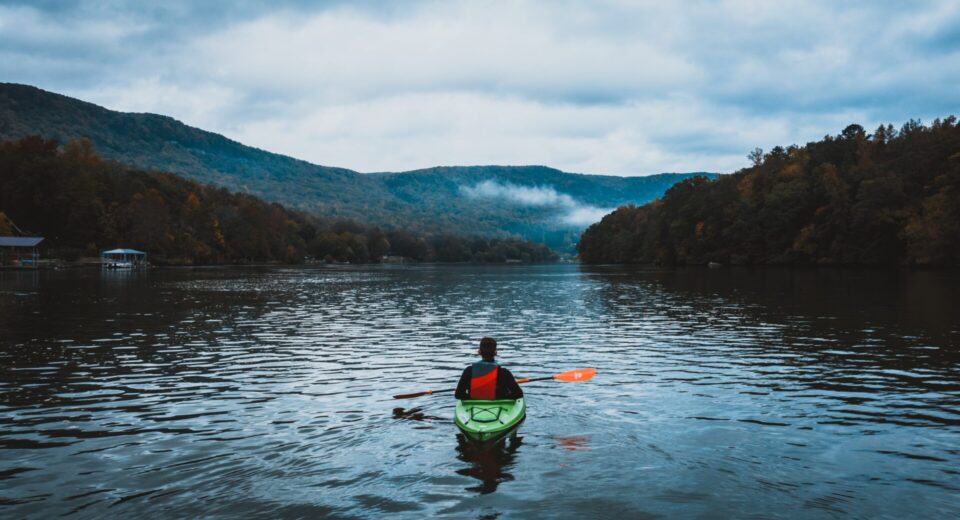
[454,337,523,400]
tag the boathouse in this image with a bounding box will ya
[101,248,147,268]
[0,236,44,268]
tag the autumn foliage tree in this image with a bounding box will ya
[578,117,960,267]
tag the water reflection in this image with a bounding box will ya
[554,435,591,452]
[392,407,445,424]
[578,266,960,427]
[454,433,523,494]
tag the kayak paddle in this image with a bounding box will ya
[516,367,596,384]
[392,367,596,399]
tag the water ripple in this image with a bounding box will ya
[0,265,958,518]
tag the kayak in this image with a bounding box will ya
[455,399,526,442]
[454,398,526,442]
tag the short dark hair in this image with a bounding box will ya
[479,337,497,359]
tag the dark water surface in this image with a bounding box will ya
[1,265,959,518]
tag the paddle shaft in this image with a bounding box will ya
[392,368,595,399]
[393,375,552,399]
[515,376,554,384]
[392,388,455,399]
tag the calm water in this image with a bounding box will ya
[1,265,959,519]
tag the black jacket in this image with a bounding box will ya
[454,362,523,400]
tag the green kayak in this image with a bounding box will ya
[454,399,526,442]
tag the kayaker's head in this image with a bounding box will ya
[478,337,497,361]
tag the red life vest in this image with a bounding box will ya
[470,362,499,400]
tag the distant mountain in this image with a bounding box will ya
[0,83,715,250]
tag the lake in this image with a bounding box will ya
[1,265,959,518]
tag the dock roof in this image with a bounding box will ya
[102,248,146,255]
[0,237,44,247]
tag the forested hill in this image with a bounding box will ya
[0,83,712,250]
[0,136,557,265]
[578,118,960,267]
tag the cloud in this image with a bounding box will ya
[1,1,959,175]
[461,180,612,226]
[562,206,614,227]
[461,180,577,207]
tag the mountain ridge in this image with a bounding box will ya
[0,83,715,250]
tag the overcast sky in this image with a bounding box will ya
[1,1,958,175]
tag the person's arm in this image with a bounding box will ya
[499,368,524,399]
[454,367,471,399]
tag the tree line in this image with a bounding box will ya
[578,117,960,266]
[0,136,557,265]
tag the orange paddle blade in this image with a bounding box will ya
[553,368,596,383]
